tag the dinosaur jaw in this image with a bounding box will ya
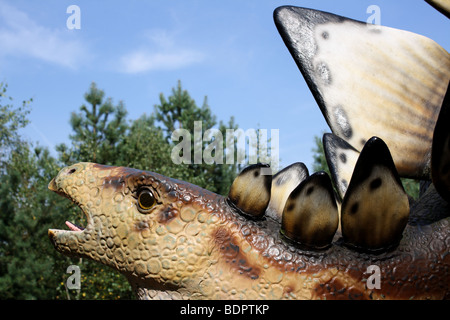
[47,176,93,256]
[48,216,93,257]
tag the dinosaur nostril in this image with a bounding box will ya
[67,168,77,175]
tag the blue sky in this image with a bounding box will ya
[1,0,449,172]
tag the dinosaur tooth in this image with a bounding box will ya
[274,6,450,180]
[266,162,309,221]
[227,163,272,218]
[341,137,410,251]
[323,133,360,200]
[432,82,450,202]
[281,171,339,249]
[426,0,450,18]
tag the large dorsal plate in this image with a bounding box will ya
[426,0,450,18]
[274,6,450,180]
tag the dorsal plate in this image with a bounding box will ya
[266,162,309,221]
[323,133,360,199]
[341,137,410,251]
[227,163,272,218]
[274,6,450,180]
[281,171,339,249]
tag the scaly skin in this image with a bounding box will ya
[48,162,450,300]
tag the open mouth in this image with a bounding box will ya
[65,221,85,232]
[58,199,90,233]
[48,177,89,233]
[57,204,89,234]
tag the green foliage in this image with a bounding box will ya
[117,114,170,169]
[155,80,216,137]
[0,85,67,298]
[311,134,331,177]
[57,82,128,165]
[401,178,420,200]
[0,82,31,165]
[153,80,239,194]
[116,113,209,189]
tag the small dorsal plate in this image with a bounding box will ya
[281,171,339,249]
[266,162,309,221]
[227,163,272,218]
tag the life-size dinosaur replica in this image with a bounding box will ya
[48,2,450,300]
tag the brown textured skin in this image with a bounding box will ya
[48,162,450,300]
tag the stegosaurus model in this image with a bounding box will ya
[48,2,450,300]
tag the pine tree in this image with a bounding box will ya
[311,133,331,177]
[57,82,128,165]
[0,82,71,299]
[0,82,31,166]
[153,80,239,195]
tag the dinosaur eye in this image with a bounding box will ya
[137,189,156,213]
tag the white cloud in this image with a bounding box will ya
[120,49,205,74]
[118,29,205,74]
[0,1,90,69]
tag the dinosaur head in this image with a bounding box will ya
[48,162,223,294]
